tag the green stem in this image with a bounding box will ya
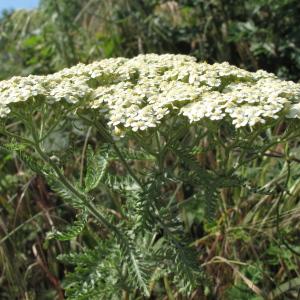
[163,276,175,300]
[155,131,164,173]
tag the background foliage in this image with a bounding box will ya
[0,0,300,299]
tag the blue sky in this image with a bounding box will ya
[0,0,39,12]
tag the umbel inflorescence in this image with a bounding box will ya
[1,54,300,131]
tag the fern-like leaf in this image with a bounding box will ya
[58,242,124,300]
[116,233,151,297]
[47,209,88,241]
[84,145,109,192]
[48,176,84,208]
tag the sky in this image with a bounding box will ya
[0,0,39,12]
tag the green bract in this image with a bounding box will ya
[1,54,299,131]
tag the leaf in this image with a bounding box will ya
[48,176,84,209]
[204,188,218,223]
[47,209,88,241]
[84,146,109,192]
[2,141,27,152]
[104,173,138,192]
[57,242,123,300]
[109,148,155,161]
[118,237,151,297]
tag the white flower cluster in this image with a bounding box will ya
[1,54,300,131]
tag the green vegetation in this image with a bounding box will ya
[0,1,300,299]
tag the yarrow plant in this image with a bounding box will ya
[1,54,300,299]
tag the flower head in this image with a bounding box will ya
[1,54,300,132]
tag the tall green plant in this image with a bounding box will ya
[1,54,300,299]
